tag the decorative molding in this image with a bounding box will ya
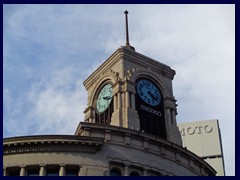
[124,68,136,81]
[110,69,122,83]
[4,135,104,155]
[5,161,108,169]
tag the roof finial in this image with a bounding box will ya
[124,10,135,50]
[124,10,130,47]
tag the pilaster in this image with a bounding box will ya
[111,81,124,127]
[123,80,140,129]
[39,165,46,176]
[20,166,26,176]
[59,164,66,176]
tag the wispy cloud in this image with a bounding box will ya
[4,66,87,136]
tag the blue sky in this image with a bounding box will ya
[3,4,235,175]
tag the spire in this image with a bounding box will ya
[124,10,135,50]
[124,10,130,47]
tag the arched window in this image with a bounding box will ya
[110,168,121,176]
[129,171,140,176]
[95,82,114,125]
[135,77,166,139]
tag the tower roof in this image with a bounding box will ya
[83,46,175,89]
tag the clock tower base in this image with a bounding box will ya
[124,108,140,130]
[111,109,123,127]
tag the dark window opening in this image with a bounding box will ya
[135,77,166,139]
[129,171,140,176]
[47,168,59,176]
[27,169,39,176]
[110,168,121,176]
[66,168,78,176]
[8,169,20,176]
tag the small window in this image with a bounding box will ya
[129,171,140,176]
[27,169,39,176]
[66,169,78,176]
[7,167,20,176]
[8,170,20,176]
[110,168,121,176]
[47,168,59,176]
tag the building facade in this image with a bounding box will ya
[3,46,216,176]
[178,119,225,176]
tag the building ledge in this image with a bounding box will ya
[77,122,216,176]
[3,135,104,155]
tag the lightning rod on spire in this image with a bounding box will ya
[124,10,135,50]
[124,10,130,47]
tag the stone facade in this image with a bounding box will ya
[81,46,181,145]
[3,123,216,176]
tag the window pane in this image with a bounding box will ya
[66,169,78,176]
[47,169,59,176]
[8,170,20,176]
[129,171,140,176]
[110,169,121,176]
[28,169,39,176]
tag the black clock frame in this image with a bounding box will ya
[135,77,166,139]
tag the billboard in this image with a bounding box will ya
[178,119,225,176]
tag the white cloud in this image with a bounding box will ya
[3,66,87,136]
[26,66,87,135]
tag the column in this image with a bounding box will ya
[59,165,66,176]
[89,117,93,123]
[131,93,135,109]
[118,92,122,109]
[167,108,172,124]
[114,94,117,110]
[20,166,26,176]
[124,165,129,176]
[78,166,81,176]
[103,169,108,176]
[171,109,176,125]
[92,109,95,123]
[39,165,46,176]
[3,168,6,176]
[126,91,130,108]
[143,170,148,176]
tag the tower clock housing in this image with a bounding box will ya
[95,82,113,125]
[135,77,166,138]
[78,46,182,145]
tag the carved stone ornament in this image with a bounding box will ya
[124,68,136,81]
[99,69,122,84]
[110,69,121,82]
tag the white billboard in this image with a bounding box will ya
[178,119,225,176]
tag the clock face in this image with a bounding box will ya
[96,84,113,113]
[136,79,161,106]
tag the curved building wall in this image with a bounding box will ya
[3,123,216,176]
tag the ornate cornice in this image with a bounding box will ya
[3,135,104,155]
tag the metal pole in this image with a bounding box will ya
[124,10,130,47]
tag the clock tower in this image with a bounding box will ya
[76,11,182,145]
[3,11,217,177]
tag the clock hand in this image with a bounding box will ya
[148,91,159,102]
[103,96,111,100]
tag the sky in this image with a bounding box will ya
[3,4,235,176]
